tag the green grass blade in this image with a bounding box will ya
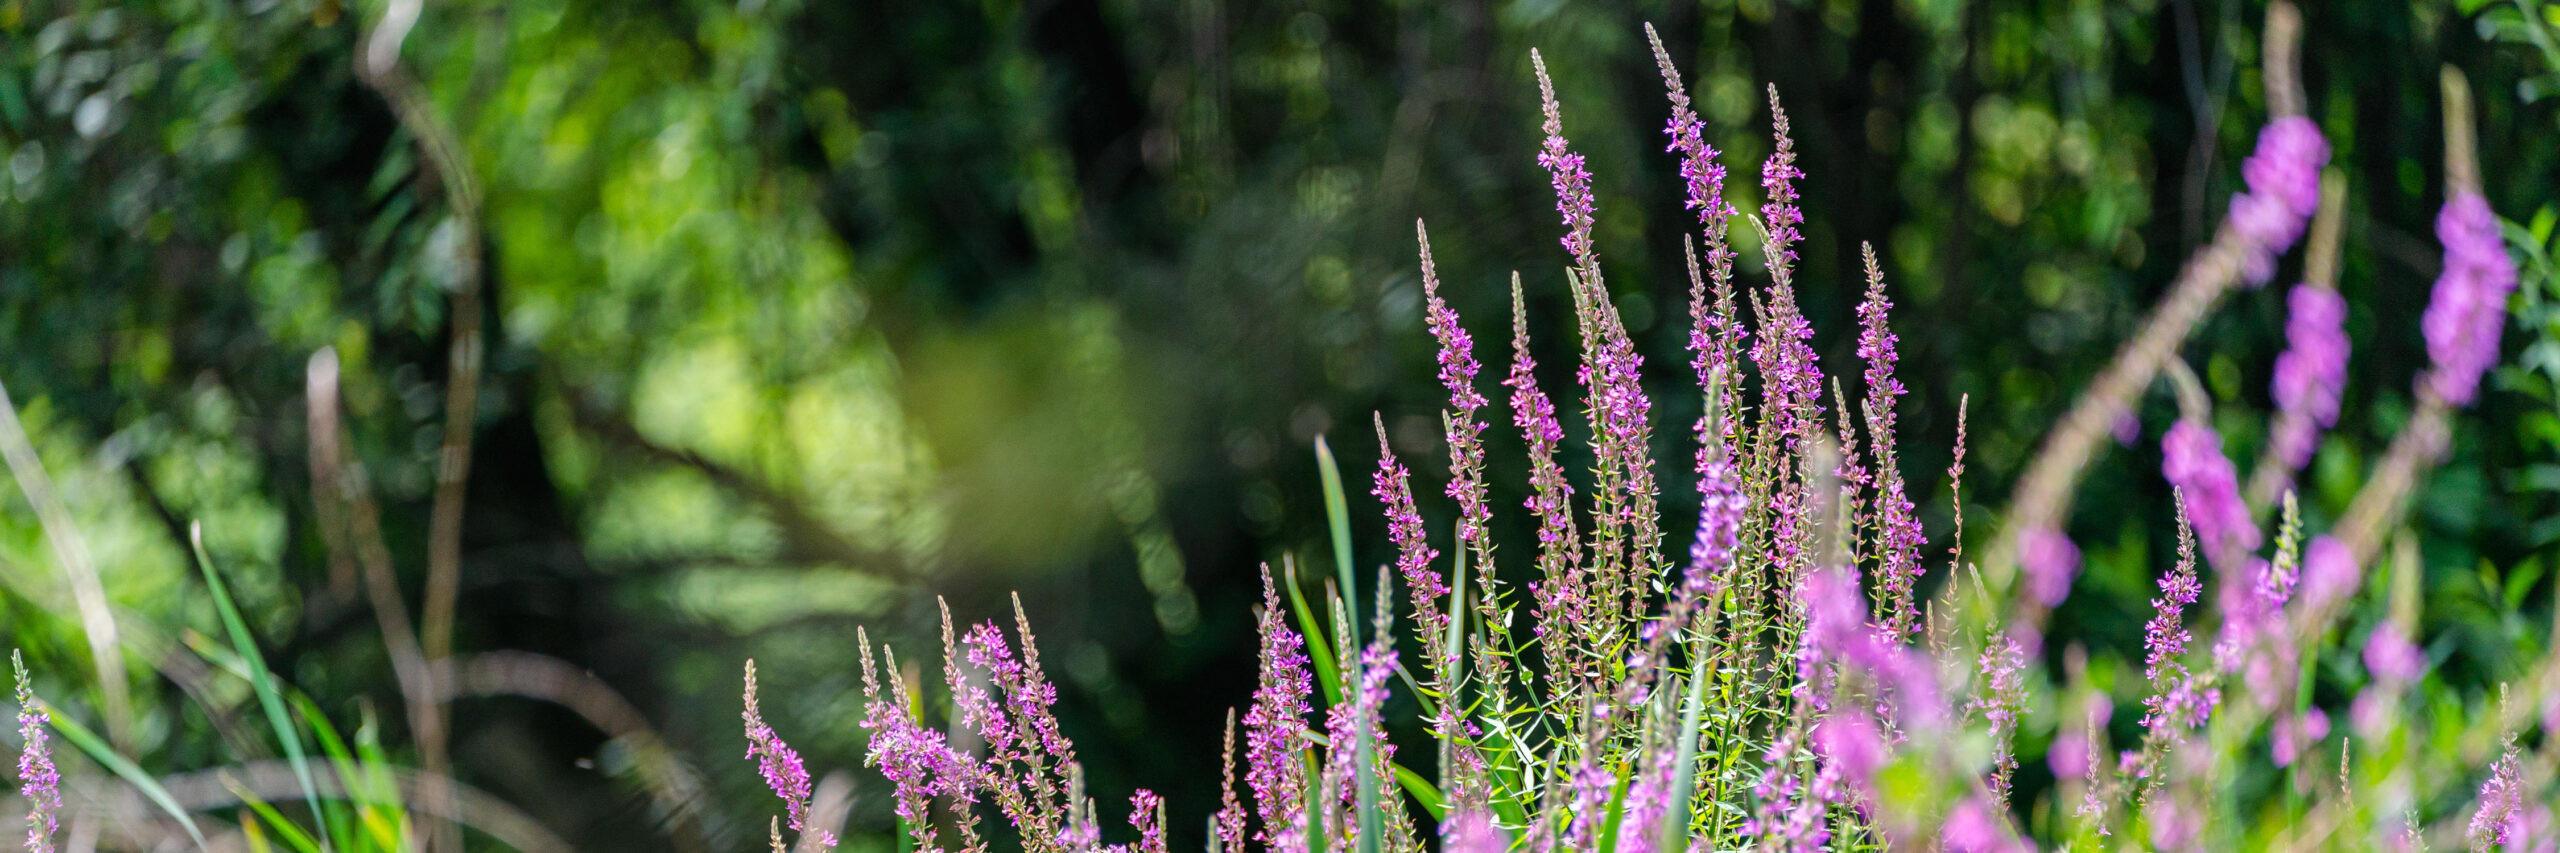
[191,523,330,852]
[1314,435,1359,647]
[1659,649,1712,850]
[41,699,209,846]
[1442,524,1467,698]
[1352,579,1385,853]
[1283,558,1345,707]
[224,774,327,853]
[1392,762,1446,821]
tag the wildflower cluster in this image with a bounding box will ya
[733,15,2552,853]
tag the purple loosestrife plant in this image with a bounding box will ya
[13,653,58,853]
[2228,117,2330,285]
[2268,283,2350,471]
[1854,246,1927,640]
[758,21,2560,853]
[1972,631,2030,807]
[2162,419,2259,568]
[2018,526,2082,609]
[1242,568,1312,850]
[1369,417,1449,687]
[2422,191,2522,407]
[743,659,833,852]
[2467,743,2525,850]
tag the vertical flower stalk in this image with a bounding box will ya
[2226,117,2330,286]
[1652,23,1747,484]
[2421,191,2520,408]
[1751,87,1828,611]
[1751,86,1824,455]
[1855,245,1926,639]
[1129,790,1167,853]
[2018,526,2082,610]
[1531,49,1599,279]
[14,652,58,853]
[1534,50,1660,623]
[743,661,830,850]
[2139,500,2208,733]
[2267,284,2349,471]
[1509,277,1591,688]
[1214,714,1245,853]
[2253,171,2350,507]
[2466,743,2524,850]
[1370,417,1450,688]
[1972,631,2029,808]
[1243,568,1313,851]
[2162,419,2258,570]
[1416,222,1493,565]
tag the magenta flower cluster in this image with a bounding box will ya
[2161,420,2258,567]
[2227,117,2329,285]
[2268,283,2349,470]
[2422,191,2521,407]
[728,22,2544,853]
[14,653,59,853]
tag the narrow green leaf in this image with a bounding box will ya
[225,774,327,853]
[41,699,209,846]
[191,523,330,853]
[1659,641,1712,851]
[1315,434,1360,646]
[1284,558,1346,707]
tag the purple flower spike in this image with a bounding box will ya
[1243,569,1313,850]
[2162,420,2259,567]
[2018,526,2082,609]
[14,652,59,853]
[1417,224,1494,558]
[2469,745,2526,849]
[744,660,835,851]
[2142,501,2206,732]
[1749,87,1825,455]
[2269,284,2349,471]
[2227,117,2329,285]
[1130,790,1167,853]
[2421,192,2520,407]
[2297,534,2359,614]
[1371,418,1450,679]
[1857,247,1927,638]
[1972,631,2031,805]
[2362,620,2425,686]
[1531,50,1600,273]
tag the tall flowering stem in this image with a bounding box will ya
[1750,87,1827,613]
[1370,417,1451,690]
[1417,222,1494,570]
[2161,419,2258,570]
[2250,171,2350,508]
[1509,276,1592,692]
[1854,244,1925,640]
[2421,190,2519,408]
[1533,49,1661,629]
[2465,741,2525,849]
[743,659,833,851]
[14,652,58,853]
[1971,632,2029,809]
[1243,568,1313,851]
[2226,117,2330,286]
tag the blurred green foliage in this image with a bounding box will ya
[0,0,2552,848]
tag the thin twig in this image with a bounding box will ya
[354,3,484,847]
[0,377,131,748]
[305,348,451,852]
